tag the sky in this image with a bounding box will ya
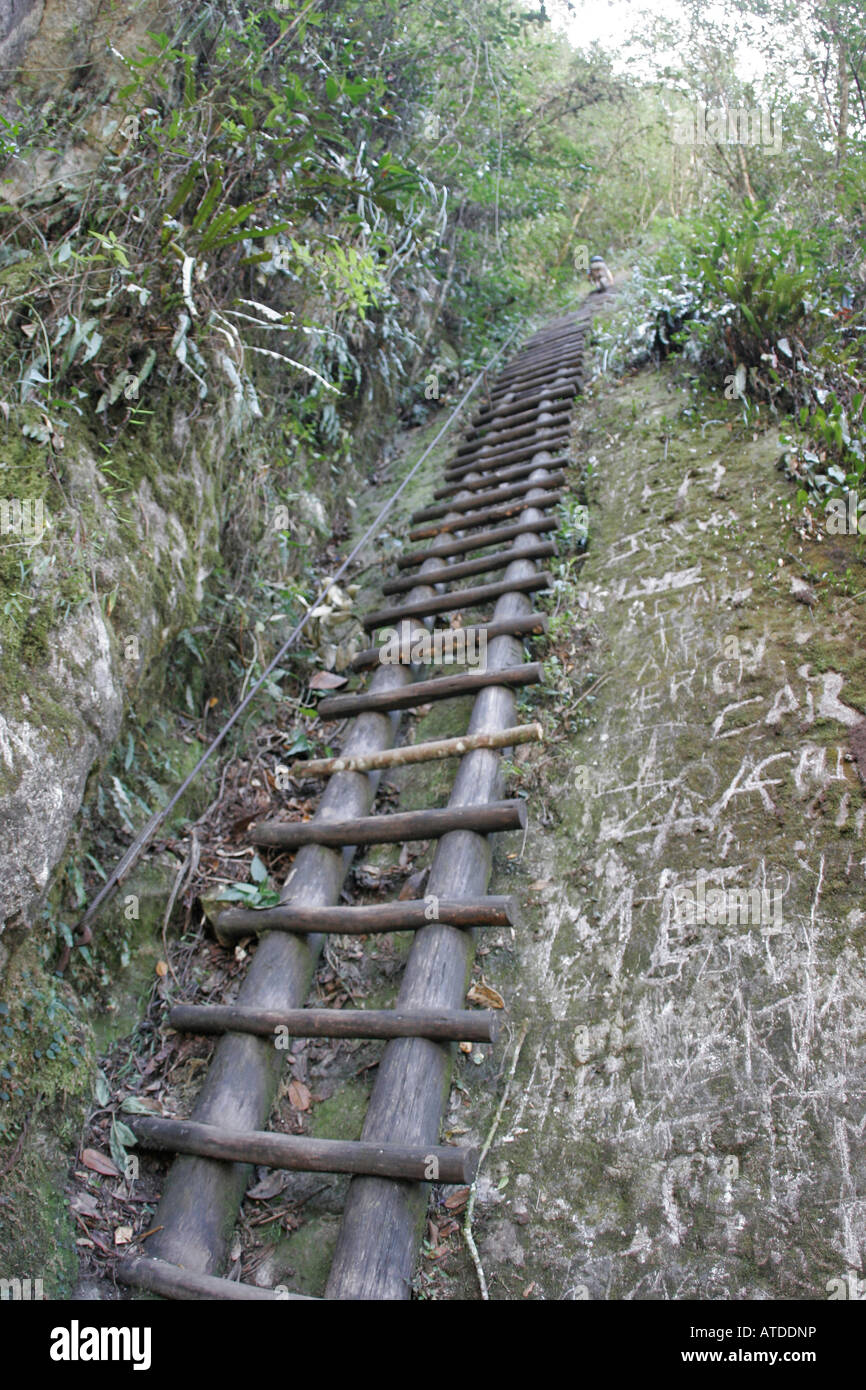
[545,0,771,81]
[547,0,686,52]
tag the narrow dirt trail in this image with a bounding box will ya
[470,351,866,1301]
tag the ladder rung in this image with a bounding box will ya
[251,797,526,848]
[363,572,552,630]
[293,720,543,780]
[408,490,563,542]
[382,540,555,593]
[130,1115,478,1183]
[395,520,556,569]
[349,613,548,670]
[116,1254,316,1301]
[471,381,577,424]
[170,1003,501,1043]
[210,893,518,943]
[445,437,568,479]
[435,458,565,498]
[411,473,565,525]
[316,662,541,718]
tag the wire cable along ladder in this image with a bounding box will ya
[117,312,586,1301]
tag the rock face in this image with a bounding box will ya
[0,605,122,926]
[0,2,43,91]
[0,1,162,96]
[476,363,866,1300]
[0,401,223,934]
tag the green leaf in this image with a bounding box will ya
[120,1097,152,1115]
[287,729,311,755]
[114,1118,138,1147]
[250,854,269,884]
[191,175,224,233]
[165,163,200,217]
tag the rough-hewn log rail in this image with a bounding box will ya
[294,720,544,777]
[411,473,565,523]
[116,309,586,1302]
[349,612,549,670]
[131,1115,478,1183]
[362,574,552,629]
[325,355,578,1299]
[471,380,578,424]
[434,459,562,497]
[314,661,543,718]
[211,893,519,944]
[170,1003,502,1044]
[381,539,555,593]
[408,490,563,541]
[251,797,527,848]
[443,434,569,477]
[456,404,572,456]
[395,518,556,568]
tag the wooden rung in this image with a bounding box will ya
[500,349,581,373]
[396,519,556,569]
[129,1115,478,1184]
[445,436,570,480]
[316,661,542,718]
[411,473,565,525]
[408,491,563,541]
[508,325,584,349]
[383,540,554,594]
[491,366,582,396]
[497,348,583,381]
[488,377,578,404]
[455,413,571,460]
[251,797,527,849]
[116,1254,316,1302]
[292,720,543,779]
[461,402,571,449]
[363,572,552,630]
[457,407,572,450]
[471,382,578,425]
[446,438,570,481]
[170,1003,501,1043]
[211,893,519,942]
[436,456,565,497]
[349,613,548,670]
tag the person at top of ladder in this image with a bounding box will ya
[588,255,614,292]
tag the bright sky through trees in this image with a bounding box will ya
[546,0,770,79]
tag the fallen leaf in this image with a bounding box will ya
[120,1096,156,1115]
[399,867,429,900]
[309,670,348,690]
[288,1079,312,1111]
[156,960,168,977]
[71,1190,101,1217]
[529,879,551,890]
[114,1226,133,1246]
[246,1171,290,1201]
[81,1148,121,1177]
[467,981,505,1010]
[444,1186,470,1212]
